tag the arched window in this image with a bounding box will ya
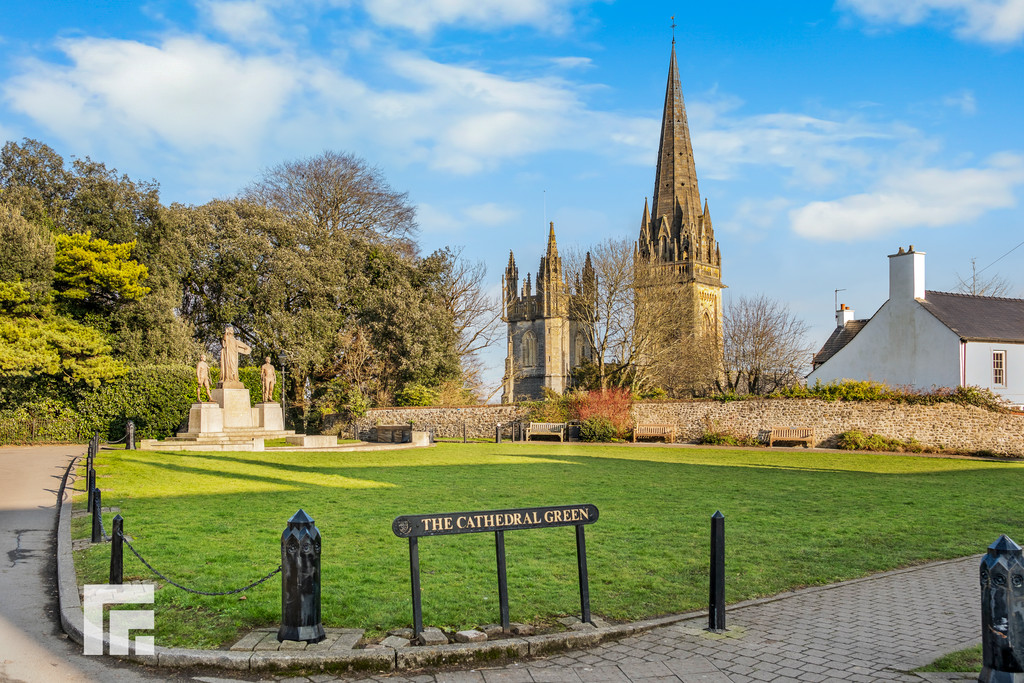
[521,331,537,367]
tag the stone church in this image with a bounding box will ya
[501,41,723,402]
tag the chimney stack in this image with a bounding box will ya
[888,245,926,301]
[836,303,855,328]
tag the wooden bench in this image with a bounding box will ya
[526,422,566,442]
[633,423,676,443]
[768,427,814,448]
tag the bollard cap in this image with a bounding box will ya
[288,509,315,526]
[712,510,724,520]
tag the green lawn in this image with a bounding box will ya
[73,444,1024,648]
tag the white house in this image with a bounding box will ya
[807,246,1024,407]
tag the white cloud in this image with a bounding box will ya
[361,0,585,35]
[942,89,977,115]
[416,201,520,234]
[688,97,908,187]
[790,153,1024,240]
[838,0,1024,44]
[549,56,594,69]
[464,202,520,225]
[4,36,298,152]
[200,0,286,46]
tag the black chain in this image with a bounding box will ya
[102,433,128,444]
[119,533,281,595]
[98,509,110,542]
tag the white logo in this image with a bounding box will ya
[83,584,155,655]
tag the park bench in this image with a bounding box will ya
[768,427,814,448]
[633,423,676,443]
[526,422,566,442]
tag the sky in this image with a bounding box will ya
[2,0,1023,391]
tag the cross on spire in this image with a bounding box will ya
[671,16,676,44]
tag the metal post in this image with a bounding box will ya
[87,468,96,514]
[110,515,124,584]
[980,535,1024,680]
[126,421,135,450]
[463,420,467,443]
[495,530,510,631]
[409,537,423,638]
[576,525,591,624]
[278,509,325,643]
[495,423,502,444]
[709,511,726,631]
[91,489,102,543]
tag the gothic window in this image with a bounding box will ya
[574,333,587,366]
[522,331,537,368]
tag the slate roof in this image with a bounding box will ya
[919,291,1024,343]
[811,319,868,368]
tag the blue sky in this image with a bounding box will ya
[2,1,1023,389]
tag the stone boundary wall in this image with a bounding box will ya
[353,405,528,440]
[353,399,1024,455]
[633,399,1024,456]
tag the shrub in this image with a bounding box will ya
[777,380,1007,412]
[837,429,937,454]
[573,388,632,437]
[395,383,438,407]
[580,416,617,442]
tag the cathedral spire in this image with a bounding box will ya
[651,42,701,235]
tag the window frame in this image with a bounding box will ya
[993,350,1007,388]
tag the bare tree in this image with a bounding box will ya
[243,150,418,256]
[720,294,812,395]
[565,238,720,396]
[435,247,503,399]
[954,258,1013,297]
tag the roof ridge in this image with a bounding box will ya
[927,289,1024,303]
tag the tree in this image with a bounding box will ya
[719,294,812,395]
[0,201,54,313]
[954,258,1013,297]
[52,232,150,309]
[434,246,502,397]
[242,150,418,257]
[565,238,720,396]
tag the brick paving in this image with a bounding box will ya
[198,555,981,683]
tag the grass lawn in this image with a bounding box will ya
[73,443,1024,649]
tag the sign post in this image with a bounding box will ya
[393,504,599,638]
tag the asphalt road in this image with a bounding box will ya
[0,444,183,683]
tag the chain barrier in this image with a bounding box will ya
[101,433,128,444]
[98,508,110,542]
[119,532,281,596]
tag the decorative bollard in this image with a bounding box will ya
[278,509,325,643]
[110,515,124,584]
[709,510,726,632]
[980,535,1024,681]
[91,489,103,543]
[126,421,135,450]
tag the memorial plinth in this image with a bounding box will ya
[141,383,299,451]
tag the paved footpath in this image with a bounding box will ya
[195,555,980,683]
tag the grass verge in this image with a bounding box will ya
[73,444,1024,648]
[915,644,982,672]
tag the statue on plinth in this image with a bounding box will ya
[196,354,213,402]
[261,356,276,403]
[219,326,251,387]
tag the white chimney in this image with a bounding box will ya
[888,245,926,301]
[836,303,855,328]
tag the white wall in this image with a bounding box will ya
[807,297,962,390]
[965,341,1024,406]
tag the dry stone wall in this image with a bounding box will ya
[352,399,1024,455]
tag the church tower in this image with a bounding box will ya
[502,223,595,402]
[636,41,724,390]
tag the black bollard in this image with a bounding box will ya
[278,509,325,643]
[110,515,124,584]
[980,535,1024,680]
[709,510,726,632]
[495,423,502,444]
[126,421,135,450]
[91,489,103,543]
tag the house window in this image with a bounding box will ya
[993,351,1007,387]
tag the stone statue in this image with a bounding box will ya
[219,326,251,386]
[260,356,276,403]
[196,354,213,402]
